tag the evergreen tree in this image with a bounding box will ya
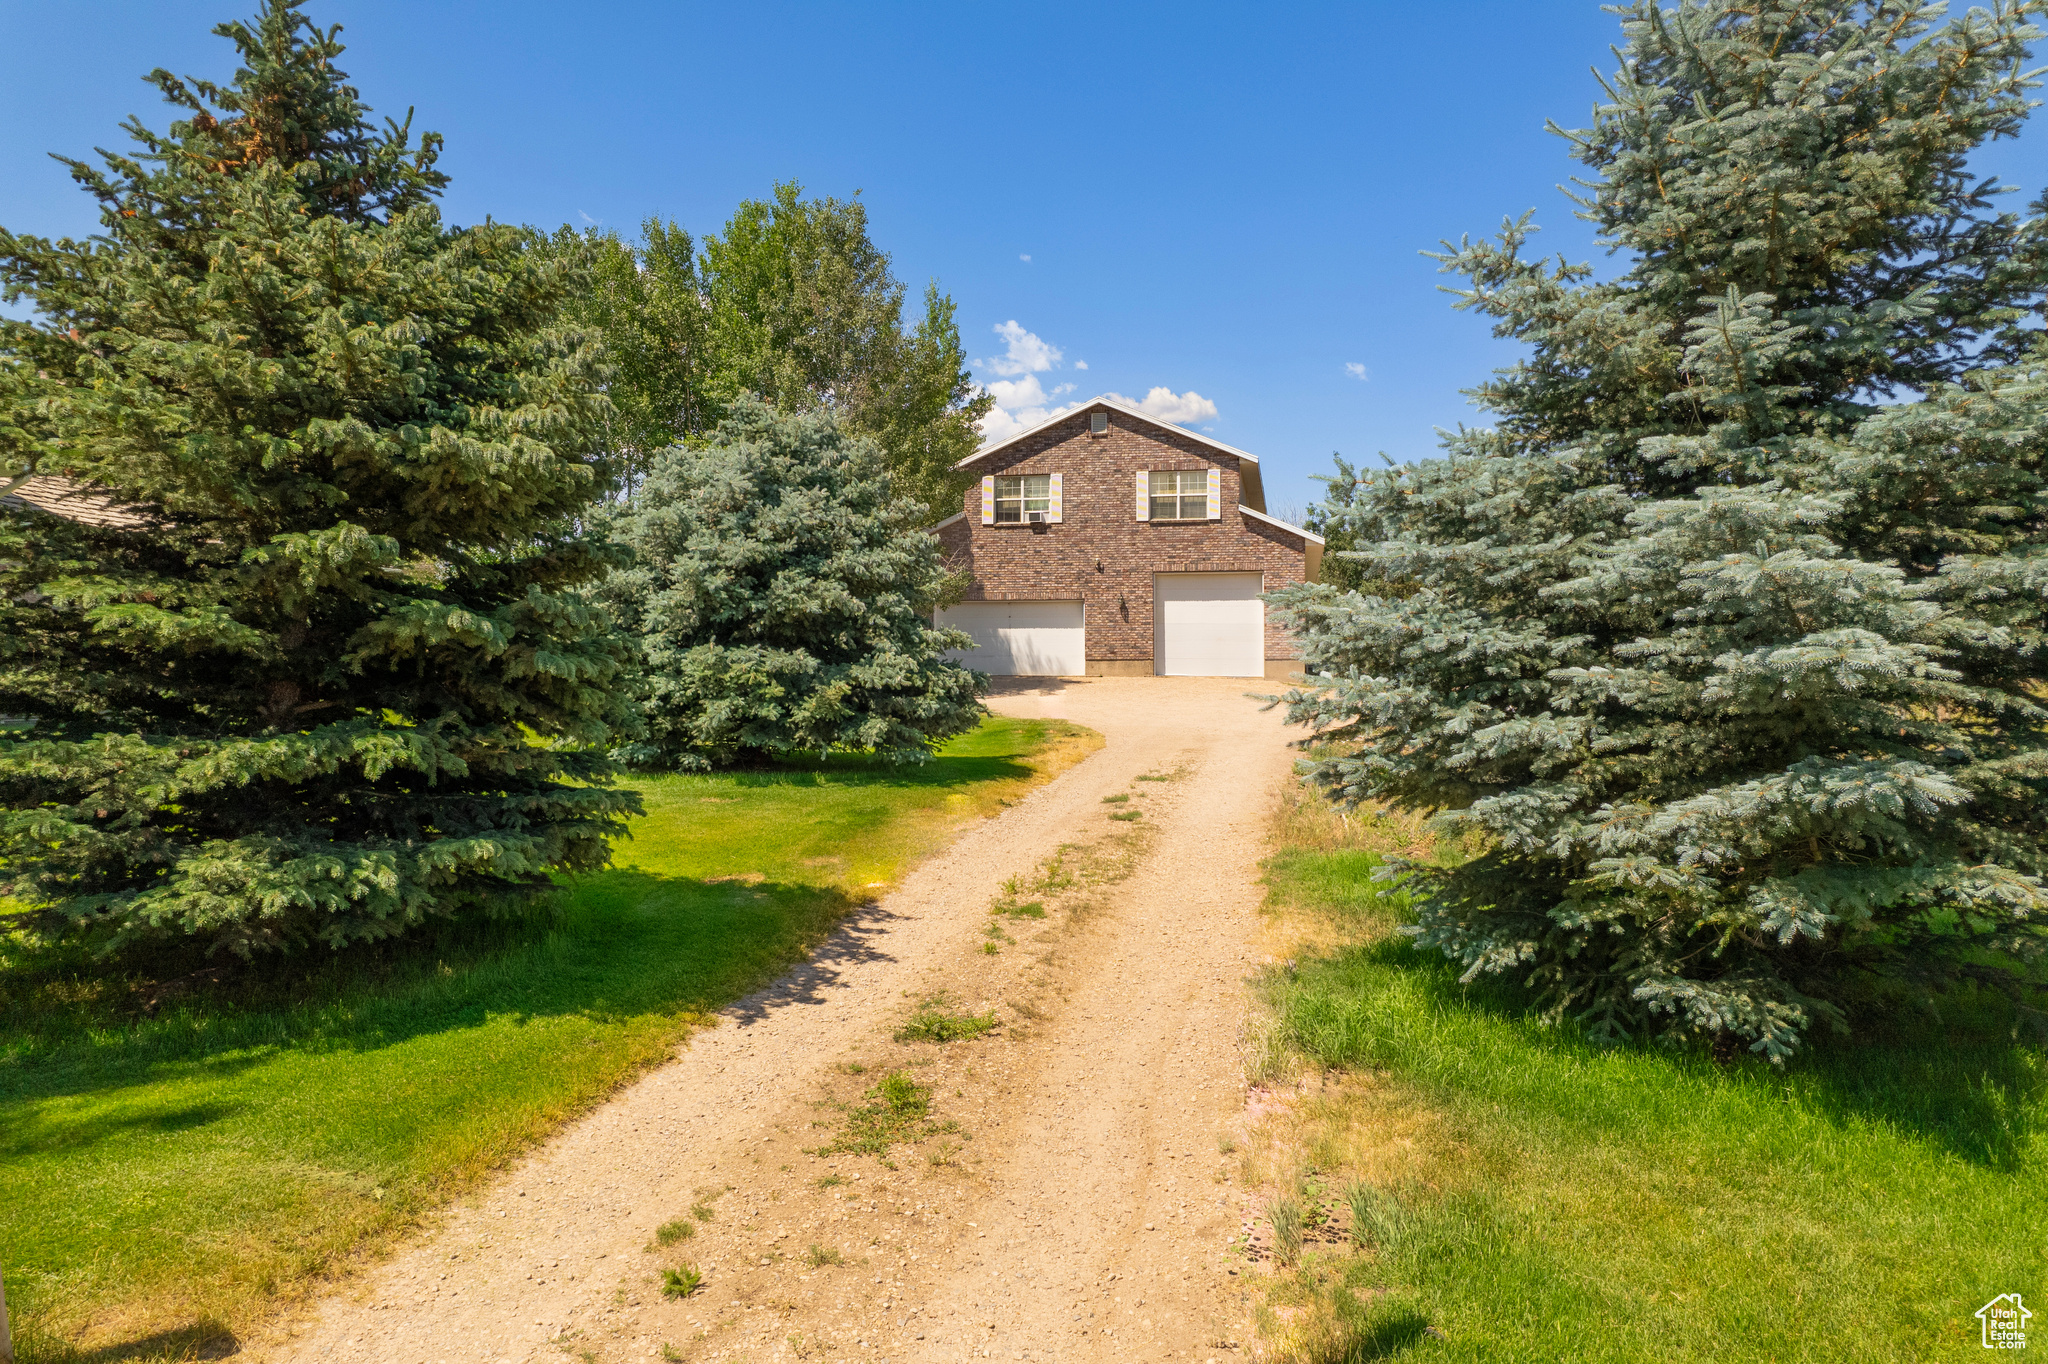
[0,1,640,957]
[1276,0,2048,1059]
[602,400,984,769]
[555,183,991,521]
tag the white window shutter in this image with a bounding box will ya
[981,476,995,525]
[1135,470,1150,521]
[1048,472,1063,523]
[1207,466,1222,519]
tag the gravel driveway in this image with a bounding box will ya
[263,675,1301,1364]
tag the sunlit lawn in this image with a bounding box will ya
[1253,798,2046,1362]
[0,716,1097,1362]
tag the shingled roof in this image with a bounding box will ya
[0,474,154,530]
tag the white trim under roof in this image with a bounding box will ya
[930,510,966,531]
[1238,504,1323,545]
[956,394,1261,469]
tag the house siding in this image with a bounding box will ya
[936,407,1310,672]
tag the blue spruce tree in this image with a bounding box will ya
[602,400,985,770]
[0,2,640,956]
[1276,0,2048,1058]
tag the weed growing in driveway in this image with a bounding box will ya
[994,899,1046,918]
[895,999,998,1043]
[816,1070,960,1157]
[804,1244,845,1267]
[662,1265,704,1299]
[1109,810,1142,822]
[1102,793,1130,804]
[690,1201,716,1223]
[1271,1196,1303,1266]
[656,1218,696,1245]
[815,1173,846,1188]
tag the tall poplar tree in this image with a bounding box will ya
[1277,0,2048,1058]
[557,184,991,521]
[0,1,640,957]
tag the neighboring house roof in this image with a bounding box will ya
[0,474,153,530]
[958,394,1268,511]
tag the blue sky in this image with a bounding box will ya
[4,1,2042,515]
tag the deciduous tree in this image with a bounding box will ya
[558,184,989,521]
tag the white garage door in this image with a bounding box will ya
[1155,572,1264,677]
[938,600,1085,676]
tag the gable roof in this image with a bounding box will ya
[958,394,1263,468]
[958,394,1266,510]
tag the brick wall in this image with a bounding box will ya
[935,406,1310,666]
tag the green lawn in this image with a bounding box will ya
[1253,801,2047,1363]
[0,716,1096,1362]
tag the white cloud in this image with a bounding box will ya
[1345,362,1368,381]
[974,370,1086,445]
[970,325,1218,449]
[1106,386,1219,426]
[578,210,597,224]
[977,320,1062,377]
[976,404,1046,445]
[984,373,1050,411]
[974,321,1081,446]
[1019,253,1032,263]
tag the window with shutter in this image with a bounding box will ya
[1148,470,1210,520]
[993,474,1051,523]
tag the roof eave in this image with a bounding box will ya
[1238,503,1324,545]
[956,394,1261,470]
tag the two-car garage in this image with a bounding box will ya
[939,572,1266,678]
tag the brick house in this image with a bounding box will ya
[933,395,1323,679]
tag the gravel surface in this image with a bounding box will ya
[261,676,1299,1363]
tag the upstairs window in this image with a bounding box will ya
[993,474,1051,523]
[1148,469,1209,520]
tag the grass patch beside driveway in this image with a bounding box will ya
[1244,782,2047,1363]
[0,717,1097,1360]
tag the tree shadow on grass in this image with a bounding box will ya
[1,869,867,1108]
[1333,935,2045,1172]
[0,1100,241,1160]
[21,1321,235,1364]
[696,749,1036,793]
[1342,1305,1434,1359]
